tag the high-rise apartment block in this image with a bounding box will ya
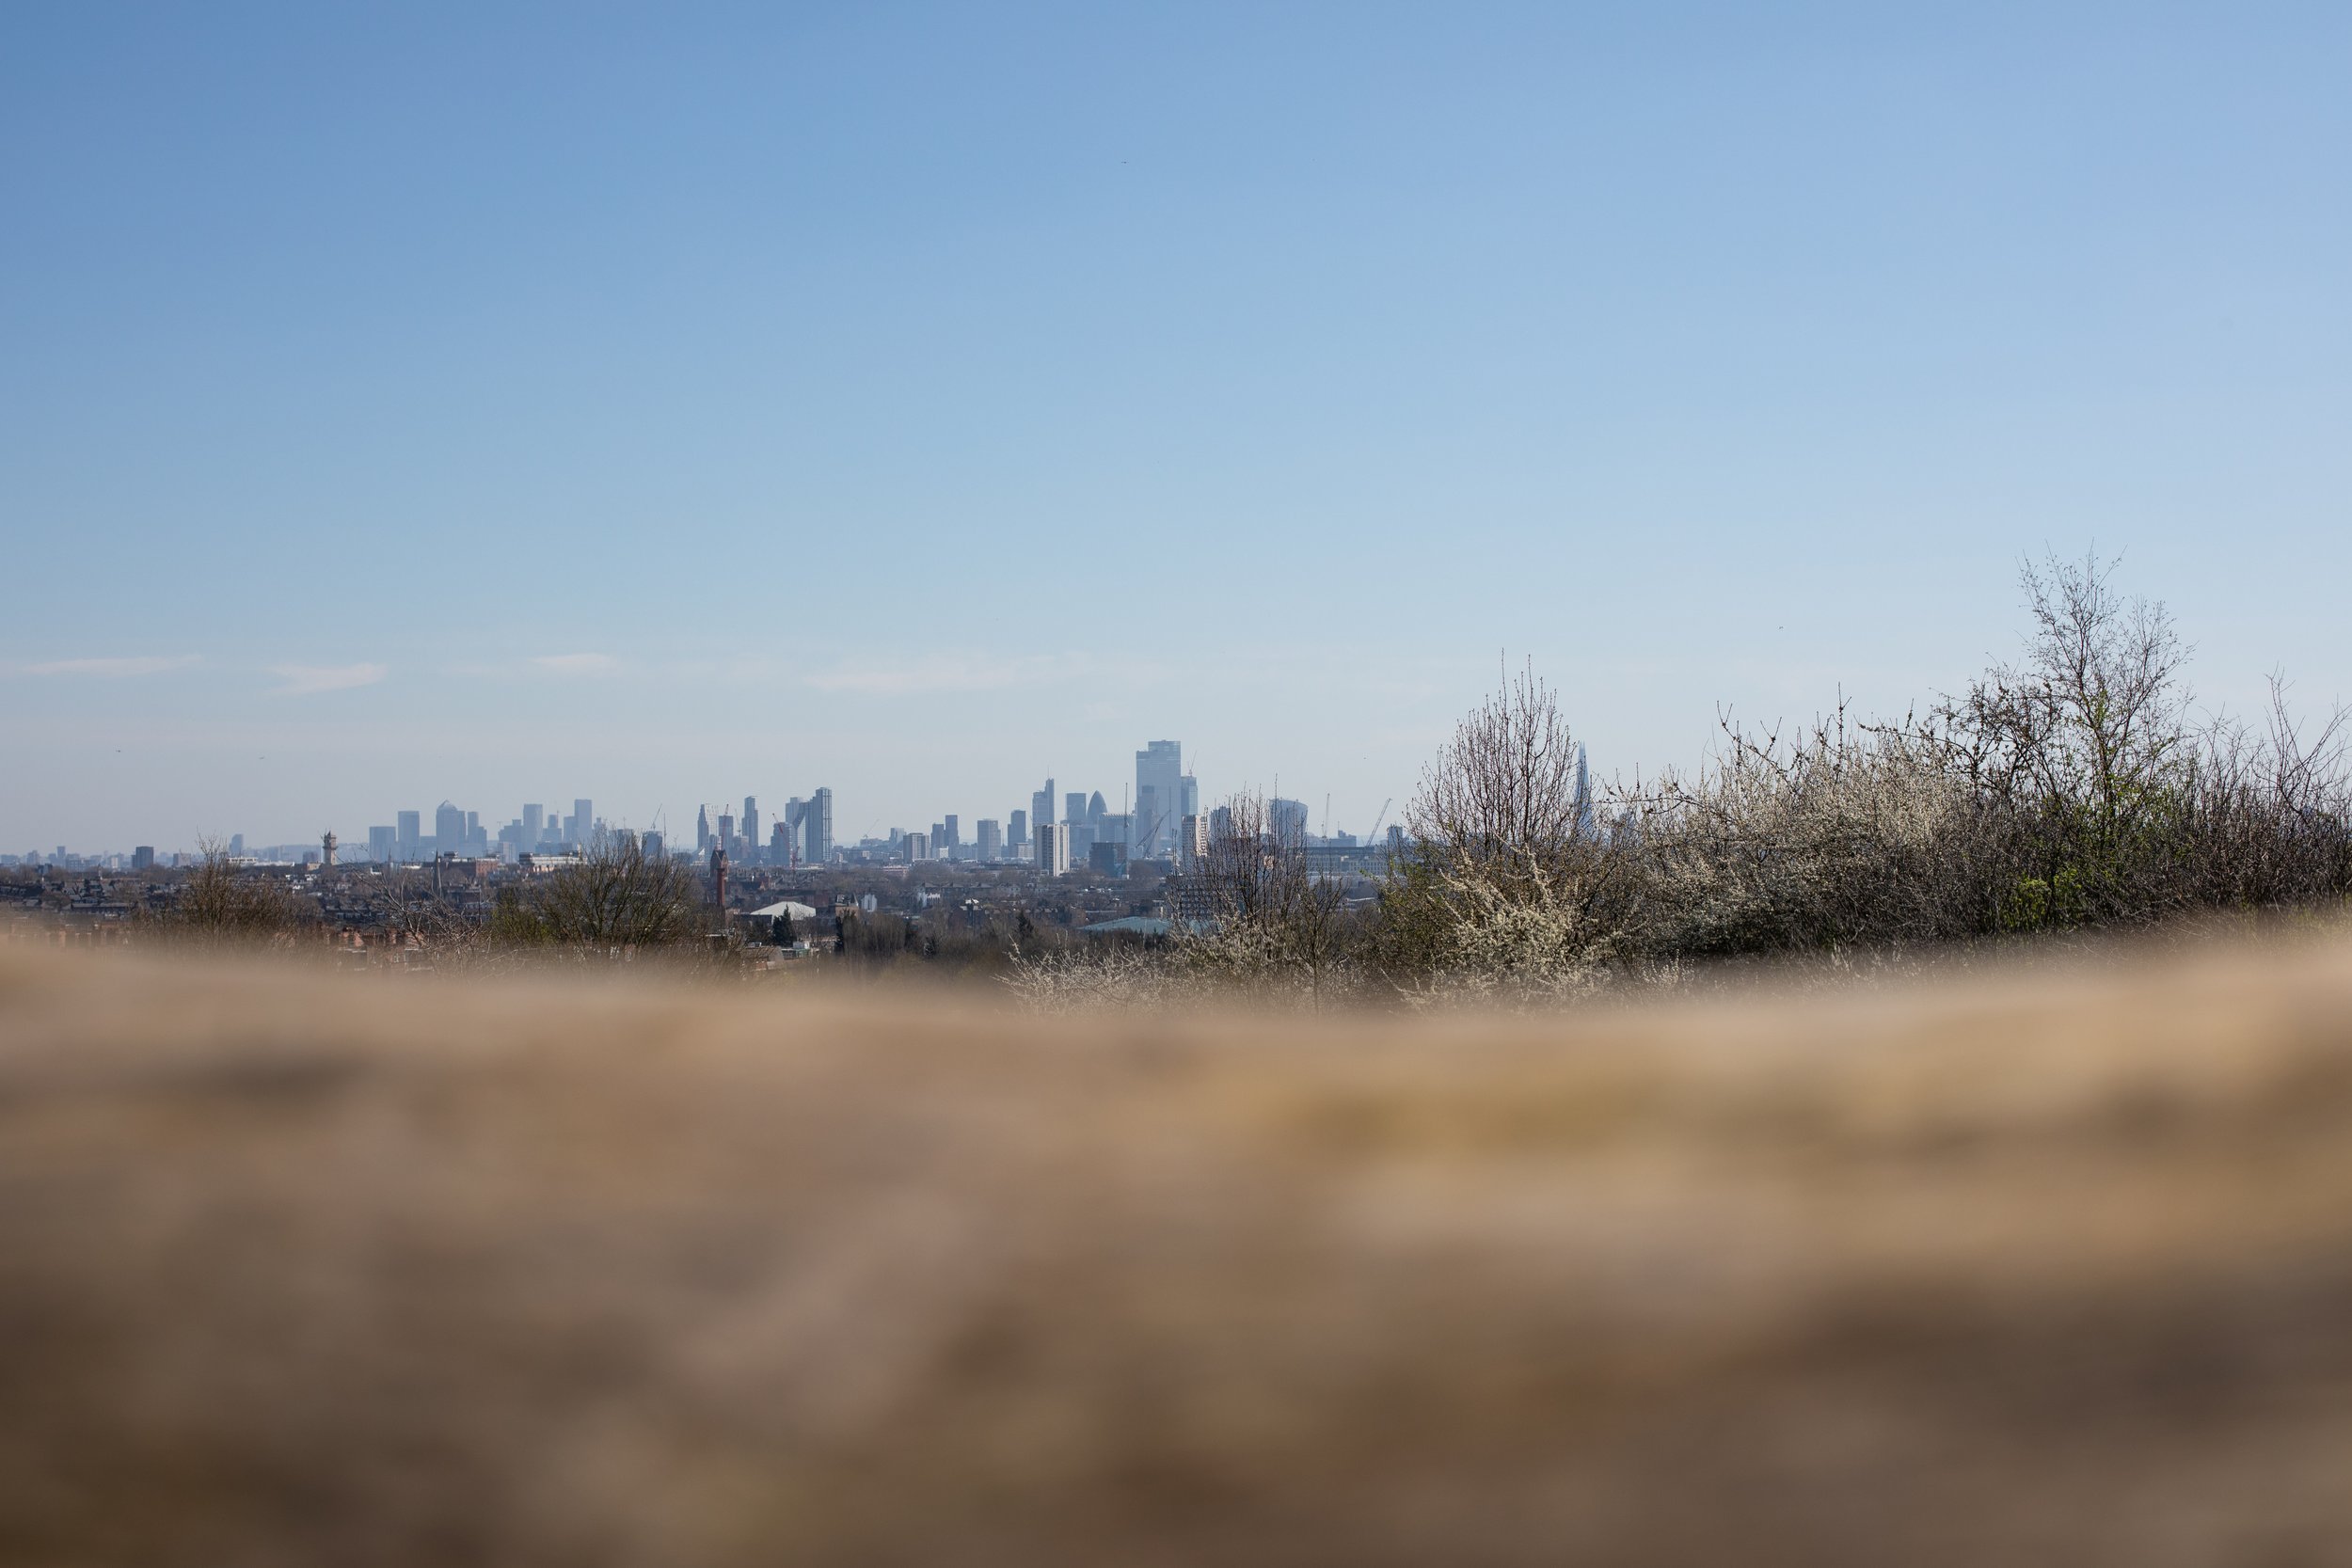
[977,818,1002,861]
[806,787,833,863]
[1036,821,1069,876]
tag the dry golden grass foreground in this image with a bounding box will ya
[6,940,2352,1566]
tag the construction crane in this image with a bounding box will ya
[1364,798,1392,846]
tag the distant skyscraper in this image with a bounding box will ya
[1065,791,1086,827]
[1135,740,1182,856]
[643,831,665,859]
[435,800,464,858]
[718,811,735,849]
[942,815,960,852]
[1270,798,1309,845]
[806,787,833,863]
[574,799,594,847]
[132,846,154,871]
[522,803,544,847]
[1087,790,1106,826]
[1036,822,1069,876]
[228,832,245,859]
[977,819,1002,861]
[1033,780,1056,841]
[1009,808,1029,853]
[1178,774,1199,832]
[743,797,759,854]
[696,805,712,854]
[396,812,421,861]
[368,825,396,862]
[1209,804,1232,843]
[904,830,930,864]
[1134,787,1160,855]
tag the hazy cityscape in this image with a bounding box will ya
[6,737,1410,877]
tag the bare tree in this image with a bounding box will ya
[163,840,306,943]
[1382,665,1629,999]
[517,836,704,954]
[1180,790,1358,1006]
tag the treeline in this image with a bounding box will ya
[1064,554,2352,1006]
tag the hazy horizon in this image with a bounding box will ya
[7,4,2348,849]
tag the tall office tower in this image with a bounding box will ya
[1087,790,1107,826]
[574,800,594,846]
[904,831,930,864]
[1209,804,1232,843]
[718,811,735,851]
[770,823,790,861]
[742,797,759,854]
[522,803,544,847]
[228,832,246,859]
[1573,743,1595,837]
[435,801,465,858]
[397,812,421,861]
[696,805,712,854]
[368,825,396,863]
[1271,797,1310,845]
[643,831,665,859]
[1068,820,1097,868]
[784,798,807,866]
[977,819,1002,861]
[1135,740,1183,856]
[1180,814,1207,866]
[1134,787,1160,857]
[465,811,481,848]
[1065,791,1087,826]
[1036,822,1068,876]
[806,788,833,863]
[1009,808,1029,854]
[1032,780,1056,841]
[133,846,155,871]
[1178,774,1199,832]
[942,816,960,853]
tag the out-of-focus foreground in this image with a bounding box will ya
[5,940,2352,1565]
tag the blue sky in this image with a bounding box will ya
[4,3,2348,850]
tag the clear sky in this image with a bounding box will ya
[5,3,2348,851]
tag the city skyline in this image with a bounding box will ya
[7,8,2349,849]
[8,734,1404,871]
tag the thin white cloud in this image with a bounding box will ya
[529,653,622,675]
[266,662,388,697]
[13,655,199,678]
[803,654,1077,696]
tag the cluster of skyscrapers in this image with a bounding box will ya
[898,740,1201,875]
[359,800,614,864]
[696,788,834,867]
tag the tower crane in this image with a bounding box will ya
[1364,798,1392,846]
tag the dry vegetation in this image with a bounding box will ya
[7,934,2352,1563]
[1023,554,2351,1009]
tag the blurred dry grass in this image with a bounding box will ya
[5,939,2352,1565]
